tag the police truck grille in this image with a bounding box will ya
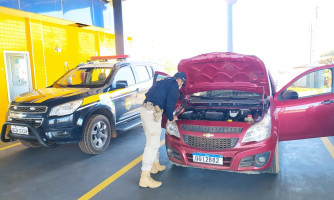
[183,135,238,150]
[11,118,43,127]
[10,106,48,113]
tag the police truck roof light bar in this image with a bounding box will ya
[90,55,129,61]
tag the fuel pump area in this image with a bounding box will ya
[1,1,334,200]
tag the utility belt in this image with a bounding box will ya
[142,102,163,122]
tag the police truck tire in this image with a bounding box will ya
[267,142,279,174]
[19,139,42,148]
[79,114,111,154]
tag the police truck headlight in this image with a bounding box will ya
[49,99,83,117]
[166,122,180,138]
[6,104,12,121]
[241,112,272,143]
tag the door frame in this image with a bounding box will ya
[4,51,33,102]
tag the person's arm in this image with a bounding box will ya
[165,83,179,122]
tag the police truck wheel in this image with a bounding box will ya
[19,139,42,148]
[79,114,111,154]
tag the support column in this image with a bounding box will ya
[226,0,237,52]
[112,0,124,56]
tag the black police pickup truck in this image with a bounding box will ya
[1,56,167,154]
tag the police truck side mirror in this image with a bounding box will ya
[116,80,128,89]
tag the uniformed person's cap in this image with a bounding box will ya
[174,72,187,87]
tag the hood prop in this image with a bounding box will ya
[262,84,265,111]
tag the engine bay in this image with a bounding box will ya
[177,90,270,123]
[178,107,264,123]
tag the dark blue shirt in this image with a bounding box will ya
[144,77,179,121]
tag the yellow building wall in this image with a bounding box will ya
[99,31,116,56]
[30,19,47,88]
[0,12,123,127]
[0,14,28,125]
[40,22,99,86]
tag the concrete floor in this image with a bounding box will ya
[1,126,334,200]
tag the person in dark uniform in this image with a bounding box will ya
[139,72,186,188]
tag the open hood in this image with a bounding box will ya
[178,52,270,96]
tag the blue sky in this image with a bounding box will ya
[123,0,334,72]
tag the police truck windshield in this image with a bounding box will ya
[53,67,114,88]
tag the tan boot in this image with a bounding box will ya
[139,171,162,188]
[150,162,166,174]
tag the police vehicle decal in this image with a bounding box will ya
[81,88,128,107]
[125,98,132,110]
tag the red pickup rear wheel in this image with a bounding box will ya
[79,114,111,154]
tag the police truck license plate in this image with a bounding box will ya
[193,153,223,165]
[11,125,28,135]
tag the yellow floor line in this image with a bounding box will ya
[321,137,334,159]
[0,143,21,151]
[78,139,165,200]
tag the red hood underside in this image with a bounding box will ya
[178,52,270,96]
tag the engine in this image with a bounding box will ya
[178,108,263,123]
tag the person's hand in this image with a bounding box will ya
[167,116,178,124]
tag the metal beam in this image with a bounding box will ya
[226,0,237,52]
[112,0,124,55]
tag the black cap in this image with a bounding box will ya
[174,72,187,87]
